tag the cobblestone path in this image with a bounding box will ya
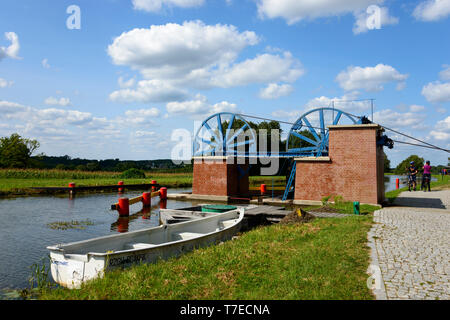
[368,190,450,300]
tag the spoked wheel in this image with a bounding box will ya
[193,112,257,157]
[286,108,361,156]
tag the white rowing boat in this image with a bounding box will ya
[47,208,244,289]
[159,205,237,224]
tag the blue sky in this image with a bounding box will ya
[0,0,449,166]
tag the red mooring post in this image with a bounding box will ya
[118,181,124,193]
[69,182,75,196]
[260,184,266,195]
[160,187,167,200]
[151,180,157,192]
[142,192,151,207]
[396,178,400,189]
[118,197,130,216]
[160,199,167,209]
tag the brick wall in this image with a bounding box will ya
[294,124,385,205]
[192,157,249,197]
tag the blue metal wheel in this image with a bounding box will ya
[193,112,257,157]
[286,107,362,157]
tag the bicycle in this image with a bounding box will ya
[421,174,431,192]
[407,174,415,191]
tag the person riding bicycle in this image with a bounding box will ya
[421,160,431,192]
[407,161,418,191]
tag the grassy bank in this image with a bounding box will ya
[40,215,373,300]
[0,170,289,196]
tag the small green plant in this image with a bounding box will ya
[333,195,344,204]
[24,256,54,299]
[47,219,94,230]
[120,168,146,179]
[321,195,332,205]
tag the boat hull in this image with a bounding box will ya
[48,209,243,289]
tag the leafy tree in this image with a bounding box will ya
[86,162,100,171]
[394,155,424,174]
[383,151,391,173]
[0,133,40,168]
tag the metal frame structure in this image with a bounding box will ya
[193,112,257,157]
[193,108,364,200]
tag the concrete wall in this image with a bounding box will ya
[294,124,385,205]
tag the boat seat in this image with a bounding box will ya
[123,243,157,250]
[171,232,203,241]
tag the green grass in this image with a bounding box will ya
[0,169,193,195]
[40,215,374,300]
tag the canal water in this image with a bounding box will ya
[0,188,195,296]
[384,174,437,192]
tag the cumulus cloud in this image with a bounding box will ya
[210,52,304,88]
[421,81,450,103]
[44,96,71,107]
[256,0,384,24]
[259,83,293,99]
[166,94,237,118]
[409,104,426,112]
[132,0,205,12]
[439,65,450,81]
[107,21,304,103]
[108,21,259,79]
[429,116,450,142]
[0,32,20,61]
[413,0,450,22]
[353,6,398,34]
[335,63,408,92]
[110,79,189,103]
[0,78,13,88]
[42,58,50,69]
[118,76,136,88]
[372,109,425,130]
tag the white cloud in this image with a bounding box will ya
[108,21,259,80]
[122,108,161,125]
[132,0,205,12]
[0,32,20,61]
[118,76,136,88]
[335,63,408,92]
[421,81,450,103]
[0,78,13,88]
[409,104,426,112]
[413,0,450,22]
[439,65,450,81]
[210,52,304,88]
[256,0,384,24]
[353,6,398,34]
[166,94,237,118]
[259,83,293,99]
[429,116,450,141]
[42,58,50,69]
[107,20,304,103]
[44,96,71,107]
[372,109,425,130]
[109,79,189,103]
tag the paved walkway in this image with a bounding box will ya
[368,190,450,300]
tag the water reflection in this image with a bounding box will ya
[111,204,159,233]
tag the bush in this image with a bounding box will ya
[120,168,146,179]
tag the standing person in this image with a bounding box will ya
[407,161,418,191]
[422,161,431,192]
